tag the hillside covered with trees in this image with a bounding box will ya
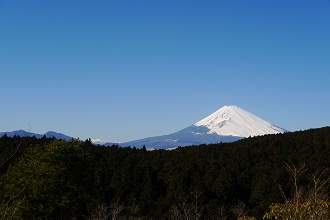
[1,127,330,219]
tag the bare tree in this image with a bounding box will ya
[216,205,228,220]
[0,138,24,169]
[0,188,25,220]
[284,162,308,206]
[231,200,246,219]
[264,163,330,220]
[170,204,182,220]
[308,169,330,202]
[175,196,193,220]
[90,200,125,220]
[170,191,205,220]
[0,138,27,220]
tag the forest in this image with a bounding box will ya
[0,127,330,219]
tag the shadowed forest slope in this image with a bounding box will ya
[0,127,330,219]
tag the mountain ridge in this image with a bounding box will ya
[0,130,72,141]
[115,105,287,149]
[1,106,287,149]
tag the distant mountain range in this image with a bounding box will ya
[0,105,287,149]
[111,105,287,149]
[0,130,72,141]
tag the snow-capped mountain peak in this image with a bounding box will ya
[194,105,286,137]
[116,105,287,149]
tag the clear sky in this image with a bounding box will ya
[1,0,330,142]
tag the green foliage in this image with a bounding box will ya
[0,139,94,219]
[263,162,330,220]
[263,200,330,220]
[239,217,257,220]
[0,134,54,174]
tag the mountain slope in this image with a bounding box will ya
[117,105,287,149]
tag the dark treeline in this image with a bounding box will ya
[0,127,330,219]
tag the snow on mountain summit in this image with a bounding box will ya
[116,105,287,149]
[194,105,286,137]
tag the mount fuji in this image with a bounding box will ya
[114,105,287,149]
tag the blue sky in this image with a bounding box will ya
[1,0,329,142]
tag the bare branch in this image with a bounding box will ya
[0,140,24,169]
